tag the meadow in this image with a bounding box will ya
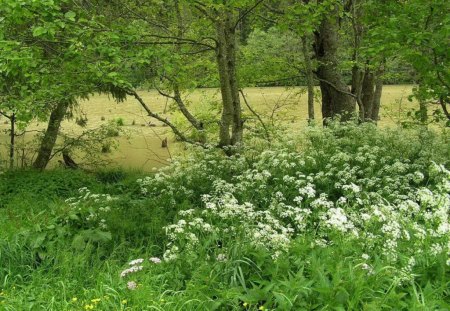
[0,85,417,170]
[0,117,449,310]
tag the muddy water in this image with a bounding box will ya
[0,86,414,171]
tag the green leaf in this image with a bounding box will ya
[64,11,76,21]
[71,234,86,250]
[30,233,47,249]
[32,26,47,37]
[85,229,112,243]
[68,213,80,220]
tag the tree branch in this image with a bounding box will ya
[141,34,216,49]
[234,0,266,30]
[125,89,201,145]
[439,96,450,120]
[239,89,271,142]
[315,78,356,99]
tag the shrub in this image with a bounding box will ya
[115,117,125,126]
[0,169,100,209]
[122,124,450,309]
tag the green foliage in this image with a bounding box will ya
[95,169,128,184]
[0,169,99,209]
[2,125,447,309]
[121,124,449,310]
[370,0,450,120]
[239,28,301,86]
[115,117,125,126]
[1,0,450,308]
[54,121,124,168]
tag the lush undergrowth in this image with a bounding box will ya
[0,123,449,310]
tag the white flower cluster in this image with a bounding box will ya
[120,265,143,278]
[322,208,356,234]
[136,142,449,280]
[64,187,115,230]
[164,189,296,261]
[120,256,162,278]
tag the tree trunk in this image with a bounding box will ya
[314,4,355,123]
[33,101,70,170]
[372,75,383,122]
[361,70,376,121]
[171,0,202,131]
[302,36,315,123]
[351,66,365,121]
[419,100,428,125]
[349,0,366,121]
[227,25,243,146]
[216,18,233,147]
[351,66,363,98]
[173,86,203,130]
[9,113,15,169]
[215,11,243,148]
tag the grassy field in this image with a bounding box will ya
[0,85,416,170]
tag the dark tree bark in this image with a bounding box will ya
[33,100,70,170]
[314,3,355,123]
[349,0,383,123]
[438,96,450,121]
[302,36,315,123]
[9,113,15,169]
[62,151,78,169]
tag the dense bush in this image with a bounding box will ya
[120,123,449,310]
[0,169,101,209]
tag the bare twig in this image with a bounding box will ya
[239,89,271,142]
[125,89,203,145]
[234,0,266,30]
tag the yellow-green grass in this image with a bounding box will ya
[0,85,417,170]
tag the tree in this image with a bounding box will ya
[396,0,450,123]
[87,0,267,150]
[367,0,449,124]
[0,12,51,168]
[1,0,129,169]
[186,0,266,149]
[313,0,355,122]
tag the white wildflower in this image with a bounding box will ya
[127,281,137,290]
[129,258,144,266]
[149,257,162,264]
[216,253,227,262]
